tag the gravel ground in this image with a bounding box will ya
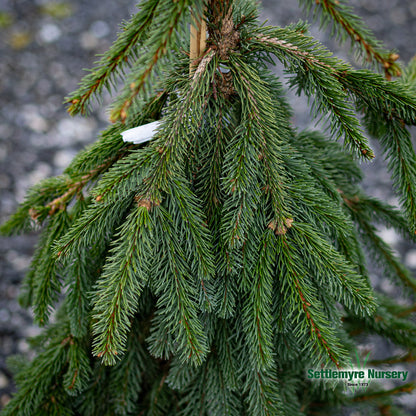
[0,0,415,413]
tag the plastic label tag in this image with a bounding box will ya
[121,121,161,144]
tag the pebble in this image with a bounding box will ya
[23,108,49,133]
[0,373,8,390]
[79,31,99,50]
[380,279,397,295]
[90,20,110,38]
[17,340,30,354]
[54,118,97,146]
[0,395,10,408]
[377,227,401,246]
[38,23,61,43]
[1,0,416,413]
[405,250,416,269]
[0,309,11,323]
[53,149,77,170]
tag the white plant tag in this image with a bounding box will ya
[121,121,161,144]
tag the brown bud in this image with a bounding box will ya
[389,53,400,62]
[95,195,103,202]
[29,208,40,221]
[137,198,152,211]
[285,218,294,229]
[268,220,277,230]
[274,225,287,235]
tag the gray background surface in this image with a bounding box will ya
[0,0,415,413]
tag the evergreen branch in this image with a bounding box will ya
[65,90,168,177]
[290,223,376,316]
[0,176,69,235]
[46,157,117,214]
[339,72,416,232]
[146,309,178,361]
[169,177,215,280]
[142,52,215,196]
[402,56,416,93]
[1,144,127,237]
[375,294,416,318]
[293,130,363,190]
[276,236,347,368]
[242,230,276,370]
[245,26,374,159]
[345,197,416,291]
[107,319,157,414]
[66,0,159,115]
[346,303,416,348]
[220,124,262,250]
[168,178,217,312]
[396,304,416,318]
[111,0,203,122]
[55,194,133,258]
[287,131,371,279]
[368,350,416,366]
[63,338,91,395]
[216,273,239,319]
[90,148,153,202]
[176,353,241,416]
[17,225,51,309]
[230,57,288,221]
[344,192,414,240]
[150,206,209,365]
[372,120,416,233]
[352,383,416,403]
[32,210,71,325]
[194,98,229,224]
[299,0,401,78]
[92,204,155,365]
[1,323,74,416]
[342,70,416,125]
[145,373,173,416]
[65,248,98,338]
[240,361,283,416]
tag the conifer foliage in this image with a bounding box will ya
[2,0,416,415]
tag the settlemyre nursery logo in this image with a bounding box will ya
[307,350,409,393]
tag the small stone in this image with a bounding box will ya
[24,326,42,338]
[38,23,62,43]
[0,394,10,408]
[0,144,7,161]
[380,279,396,295]
[90,21,110,38]
[79,31,99,50]
[17,339,30,353]
[405,250,416,268]
[55,118,96,145]
[0,174,11,189]
[53,150,76,170]
[0,309,11,323]
[390,8,408,25]
[377,227,400,246]
[0,373,8,389]
[23,109,49,133]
